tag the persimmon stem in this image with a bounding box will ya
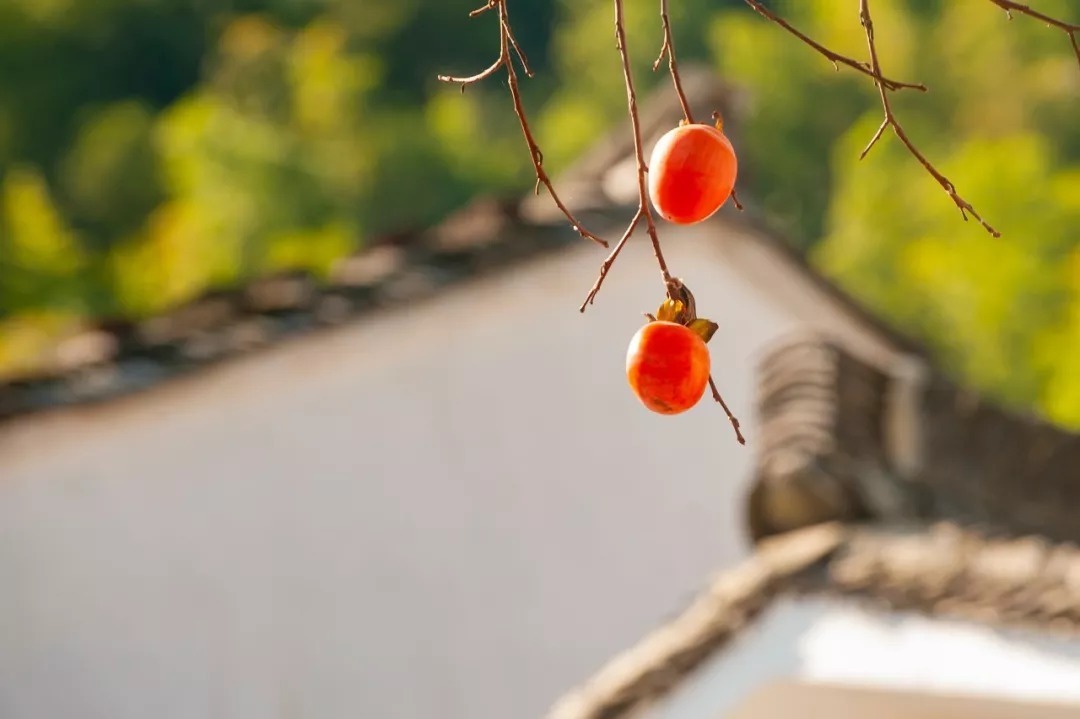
[654,0,694,124]
[730,187,744,211]
[437,1,608,248]
[859,0,1000,237]
[710,375,746,445]
[614,0,674,297]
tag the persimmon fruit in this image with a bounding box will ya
[626,320,711,415]
[647,123,738,225]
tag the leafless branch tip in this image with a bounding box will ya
[438,0,607,248]
[710,375,747,445]
[987,0,1080,67]
[859,0,1000,237]
[742,0,927,91]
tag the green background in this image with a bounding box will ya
[0,0,1077,427]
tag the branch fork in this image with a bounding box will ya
[987,0,1080,66]
[437,0,607,248]
[441,0,747,443]
[443,0,1077,442]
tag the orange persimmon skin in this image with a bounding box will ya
[626,321,711,415]
[647,124,738,225]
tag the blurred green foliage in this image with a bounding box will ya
[0,0,1076,427]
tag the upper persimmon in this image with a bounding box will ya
[647,123,738,225]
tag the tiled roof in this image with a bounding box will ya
[0,199,632,423]
[545,521,1080,719]
[749,334,1080,544]
[547,330,1080,719]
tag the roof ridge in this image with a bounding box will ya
[0,198,629,424]
[749,334,1080,544]
[544,521,1080,719]
[545,523,847,719]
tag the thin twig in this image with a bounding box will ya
[859,0,1000,237]
[730,188,744,211]
[710,375,746,445]
[579,0,692,312]
[580,209,644,311]
[655,4,745,217]
[614,0,675,296]
[654,0,695,123]
[503,11,534,76]
[986,0,1080,67]
[704,111,745,213]
[438,57,503,87]
[742,0,927,92]
[437,1,607,248]
[468,0,497,17]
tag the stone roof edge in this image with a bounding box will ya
[543,521,1080,719]
[748,332,1080,544]
[0,198,632,425]
[544,523,846,719]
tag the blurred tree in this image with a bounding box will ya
[109,13,375,314]
[1039,248,1080,427]
[0,0,1075,432]
[61,101,165,246]
[0,166,88,315]
[706,2,876,244]
[817,120,1078,420]
[806,1,1079,426]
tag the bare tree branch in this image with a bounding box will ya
[859,0,1000,237]
[444,0,747,443]
[582,1,747,443]
[437,1,608,248]
[579,209,643,311]
[730,188,744,211]
[614,0,676,296]
[710,375,746,445]
[656,3,746,212]
[742,0,927,92]
[468,0,497,17]
[654,0,695,123]
[986,0,1080,67]
[503,8,534,75]
[438,57,503,87]
[436,0,1080,445]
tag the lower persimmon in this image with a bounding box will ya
[626,320,711,415]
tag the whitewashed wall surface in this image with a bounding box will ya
[0,227,808,719]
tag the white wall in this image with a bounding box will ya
[0,227,801,719]
[650,597,1080,719]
